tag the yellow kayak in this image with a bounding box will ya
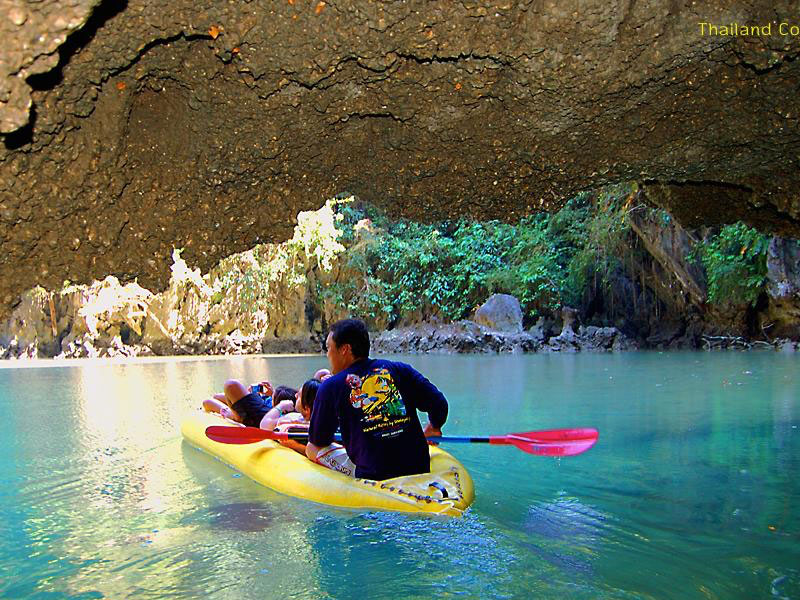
[181,411,475,516]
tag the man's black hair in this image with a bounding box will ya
[329,318,370,358]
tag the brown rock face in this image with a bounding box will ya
[1,1,799,319]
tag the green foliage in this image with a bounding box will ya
[211,183,649,325]
[326,218,512,322]
[375,220,509,320]
[172,185,777,329]
[323,183,637,325]
[692,222,770,306]
[483,216,566,314]
[548,184,636,308]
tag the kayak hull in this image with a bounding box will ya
[181,411,475,516]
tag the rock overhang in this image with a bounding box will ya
[0,0,799,319]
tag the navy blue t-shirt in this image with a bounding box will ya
[308,358,448,480]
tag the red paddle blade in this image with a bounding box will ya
[508,436,597,456]
[205,426,286,445]
[511,428,598,444]
[491,428,598,456]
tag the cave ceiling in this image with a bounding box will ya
[1,0,799,317]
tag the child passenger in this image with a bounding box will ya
[271,378,355,477]
[202,367,330,424]
[254,385,299,430]
[202,379,273,425]
[202,380,297,428]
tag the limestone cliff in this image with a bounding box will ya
[1,199,798,358]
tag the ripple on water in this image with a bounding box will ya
[1,353,799,599]
[300,511,516,599]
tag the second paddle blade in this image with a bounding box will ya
[205,425,273,444]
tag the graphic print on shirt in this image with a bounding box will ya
[345,369,410,438]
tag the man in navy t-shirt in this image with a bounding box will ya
[306,318,448,480]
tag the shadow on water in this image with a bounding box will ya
[520,496,610,577]
[517,540,594,578]
[179,441,300,533]
[524,496,610,540]
[303,511,516,599]
[184,502,295,533]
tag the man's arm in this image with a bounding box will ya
[422,422,442,438]
[306,381,338,461]
[398,363,448,433]
[305,441,323,461]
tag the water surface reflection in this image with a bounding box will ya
[0,352,796,599]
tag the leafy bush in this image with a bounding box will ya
[483,215,566,314]
[323,183,637,325]
[329,217,511,323]
[212,183,648,325]
[692,222,770,306]
[548,184,636,308]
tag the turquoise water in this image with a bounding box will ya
[0,351,797,599]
